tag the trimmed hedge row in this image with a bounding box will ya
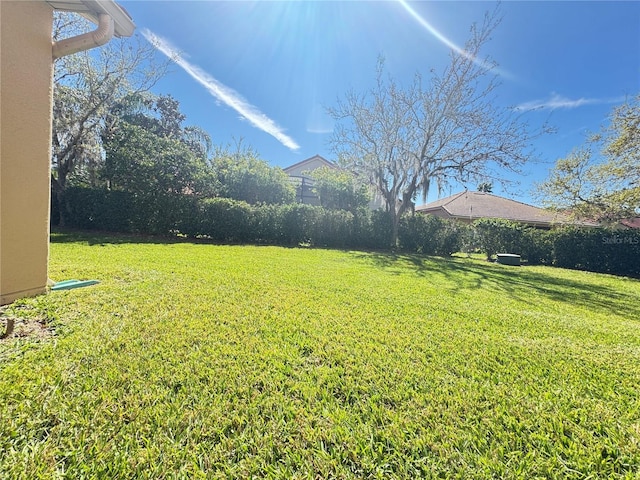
[54,188,639,277]
[190,200,362,248]
[473,218,554,265]
[553,227,640,278]
[60,188,196,235]
[56,188,384,249]
[399,214,465,257]
[471,218,639,277]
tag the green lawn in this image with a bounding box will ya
[1,231,639,479]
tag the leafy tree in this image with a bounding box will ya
[106,93,213,161]
[211,143,295,205]
[103,122,212,196]
[537,95,640,222]
[329,8,536,245]
[102,94,215,198]
[51,12,169,224]
[109,93,184,139]
[309,166,370,213]
[477,182,493,193]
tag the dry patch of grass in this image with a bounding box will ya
[0,305,54,341]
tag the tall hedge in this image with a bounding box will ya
[553,227,640,277]
[196,198,255,242]
[61,187,197,235]
[399,214,465,256]
[473,218,528,260]
[54,187,639,278]
[472,218,554,265]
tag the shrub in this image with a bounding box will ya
[129,192,195,235]
[252,203,285,245]
[62,187,198,235]
[197,197,254,243]
[279,204,322,246]
[433,220,466,257]
[64,187,135,232]
[367,210,394,250]
[313,209,354,248]
[521,228,554,265]
[472,218,555,264]
[473,218,528,260]
[399,214,465,256]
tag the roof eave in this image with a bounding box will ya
[47,0,135,37]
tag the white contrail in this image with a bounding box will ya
[142,29,300,151]
[396,0,513,79]
[515,93,624,112]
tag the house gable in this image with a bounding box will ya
[282,155,385,210]
[282,155,337,177]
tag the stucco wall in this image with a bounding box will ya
[1,1,54,304]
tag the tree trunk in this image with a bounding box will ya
[52,170,69,227]
[391,211,400,248]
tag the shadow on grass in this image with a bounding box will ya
[50,228,284,248]
[51,228,183,246]
[349,251,640,320]
[50,228,321,252]
[51,229,639,320]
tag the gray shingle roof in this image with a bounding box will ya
[416,191,568,227]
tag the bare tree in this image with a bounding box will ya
[329,9,537,245]
[52,12,170,224]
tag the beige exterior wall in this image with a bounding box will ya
[1,1,54,304]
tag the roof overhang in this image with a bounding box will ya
[46,0,135,37]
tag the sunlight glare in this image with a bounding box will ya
[396,0,510,78]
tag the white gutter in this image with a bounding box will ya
[52,12,114,59]
[80,0,135,38]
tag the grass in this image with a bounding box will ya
[1,230,639,479]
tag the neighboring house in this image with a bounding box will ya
[282,154,385,210]
[620,217,640,229]
[0,0,134,305]
[283,155,337,206]
[415,190,585,229]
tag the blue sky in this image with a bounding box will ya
[120,1,639,206]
